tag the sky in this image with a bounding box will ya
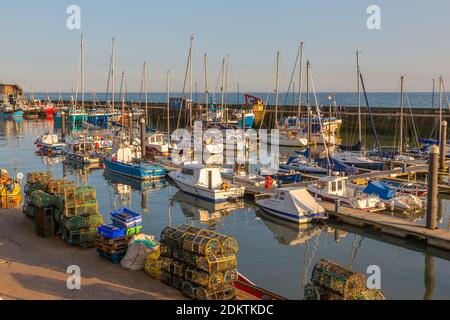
[1,0,450,93]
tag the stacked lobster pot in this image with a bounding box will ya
[304,259,385,300]
[159,224,239,300]
[23,172,54,219]
[56,186,103,248]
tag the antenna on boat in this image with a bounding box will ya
[356,50,362,146]
[167,70,171,144]
[275,50,280,129]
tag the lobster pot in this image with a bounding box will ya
[185,266,224,289]
[311,259,365,298]
[160,244,174,258]
[349,289,385,300]
[60,187,99,217]
[46,179,76,195]
[160,227,185,248]
[223,268,239,284]
[25,182,46,196]
[172,275,184,290]
[196,254,237,273]
[181,234,221,256]
[30,190,56,208]
[86,215,104,228]
[182,281,199,299]
[304,284,321,300]
[63,216,86,230]
[161,271,174,287]
[160,257,173,272]
[195,284,236,301]
[27,172,53,185]
[178,224,238,255]
[161,257,187,277]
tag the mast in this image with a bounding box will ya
[439,76,443,143]
[189,36,194,128]
[144,62,148,125]
[111,38,115,112]
[275,50,280,129]
[80,34,84,112]
[204,53,209,123]
[297,42,304,128]
[120,71,125,130]
[220,58,225,124]
[225,55,229,126]
[167,70,170,144]
[432,79,435,110]
[306,60,311,160]
[356,50,362,144]
[399,75,404,155]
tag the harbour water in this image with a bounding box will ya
[1,118,450,300]
[25,92,446,109]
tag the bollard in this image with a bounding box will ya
[335,199,340,213]
[61,111,66,142]
[426,145,439,230]
[440,121,447,171]
[140,118,146,160]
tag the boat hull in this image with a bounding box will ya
[103,158,167,181]
[257,205,324,224]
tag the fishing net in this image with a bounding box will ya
[311,259,366,298]
[63,216,86,230]
[184,266,224,289]
[195,284,236,301]
[30,190,56,208]
[85,215,104,227]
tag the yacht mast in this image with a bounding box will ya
[275,50,280,129]
[80,34,85,112]
[306,60,311,160]
[399,75,404,155]
[204,53,209,123]
[297,42,304,128]
[220,58,225,124]
[167,70,170,144]
[356,50,362,144]
[439,76,443,143]
[225,55,229,126]
[111,38,115,112]
[189,36,194,128]
[120,71,125,130]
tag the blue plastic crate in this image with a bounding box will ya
[111,208,141,223]
[111,217,142,229]
[97,224,126,239]
[97,248,125,264]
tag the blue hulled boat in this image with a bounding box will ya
[103,144,167,180]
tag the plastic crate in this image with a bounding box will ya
[111,208,141,223]
[126,225,142,236]
[97,224,126,239]
[111,216,142,229]
[97,249,125,264]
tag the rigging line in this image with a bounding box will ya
[282,45,301,107]
[349,235,365,270]
[359,72,383,158]
[309,63,331,168]
[259,53,278,130]
[177,41,192,130]
[405,90,422,156]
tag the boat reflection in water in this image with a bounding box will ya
[41,155,64,166]
[62,159,100,184]
[256,209,323,246]
[104,170,168,192]
[173,191,245,227]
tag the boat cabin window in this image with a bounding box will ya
[182,168,194,176]
[337,180,344,191]
[331,182,337,192]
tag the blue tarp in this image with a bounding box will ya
[363,181,396,200]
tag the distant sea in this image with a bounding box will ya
[24,92,447,109]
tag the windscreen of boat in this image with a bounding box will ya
[182,168,194,176]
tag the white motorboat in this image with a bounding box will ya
[256,187,326,224]
[35,133,66,152]
[307,175,385,211]
[145,133,169,157]
[168,164,245,203]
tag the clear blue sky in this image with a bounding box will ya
[2,0,449,92]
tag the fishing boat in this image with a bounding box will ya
[0,102,23,118]
[35,133,66,154]
[0,169,22,208]
[103,144,167,180]
[256,187,326,223]
[228,110,255,129]
[245,94,265,127]
[145,133,170,157]
[379,179,428,196]
[307,175,385,211]
[63,137,103,164]
[168,164,245,203]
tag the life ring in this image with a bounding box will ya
[222,182,230,191]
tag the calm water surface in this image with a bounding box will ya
[1,118,450,300]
